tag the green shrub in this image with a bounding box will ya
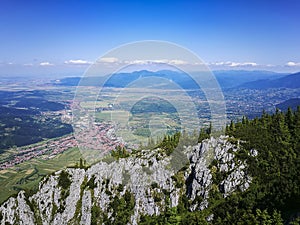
[58,170,71,190]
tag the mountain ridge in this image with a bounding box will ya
[53,70,288,89]
[239,71,300,89]
[0,136,253,224]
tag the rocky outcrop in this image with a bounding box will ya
[187,136,252,210]
[0,191,35,225]
[0,136,255,225]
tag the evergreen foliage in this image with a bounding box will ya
[108,190,135,224]
[58,170,71,190]
[198,122,212,143]
[157,132,181,156]
[111,146,129,159]
[220,107,300,223]
[139,107,300,224]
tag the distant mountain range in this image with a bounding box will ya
[53,70,200,89]
[53,70,290,90]
[213,70,286,89]
[239,72,300,89]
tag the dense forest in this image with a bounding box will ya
[140,107,300,224]
[0,91,73,151]
[0,107,73,151]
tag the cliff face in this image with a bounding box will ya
[0,136,255,225]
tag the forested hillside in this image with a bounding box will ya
[220,107,300,224]
[141,107,300,224]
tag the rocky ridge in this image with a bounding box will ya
[0,136,256,225]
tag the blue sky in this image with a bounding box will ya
[0,0,300,76]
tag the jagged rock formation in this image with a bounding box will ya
[0,136,255,225]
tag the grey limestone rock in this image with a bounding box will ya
[0,136,254,224]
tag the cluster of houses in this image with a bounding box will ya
[76,122,124,154]
[0,122,125,170]
[0,135,77,170]
[0,98,128,170]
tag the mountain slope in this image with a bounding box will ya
[0,136,253,225]
[213,70,286,88]
[276,98,300,111]
[239,71,300,89]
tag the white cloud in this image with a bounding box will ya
[229,62,258,67]
[40,62,54,66]
[64,59,92,65]
[212,62,226,66]
[286,61,300,67]
[97,57,119,63]
[209,61,232,66]
[124,59,165,64]
[0,62,15,66]
[123,59,189,65]
[149,59,189,65]
[168,59,189,65]
[123,59,147,64]
[95,58,198,66]
[210,61,258,67]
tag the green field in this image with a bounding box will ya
[0,147,82,204]
[80,100,112,109]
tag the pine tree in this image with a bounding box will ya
[198,128,210,143]
[285,107,295,131]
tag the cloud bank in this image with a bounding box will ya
[39,62,54,66]
[286,61,300,67]
[64,59,92,65]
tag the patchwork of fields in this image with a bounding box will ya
[0,147,81,204]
